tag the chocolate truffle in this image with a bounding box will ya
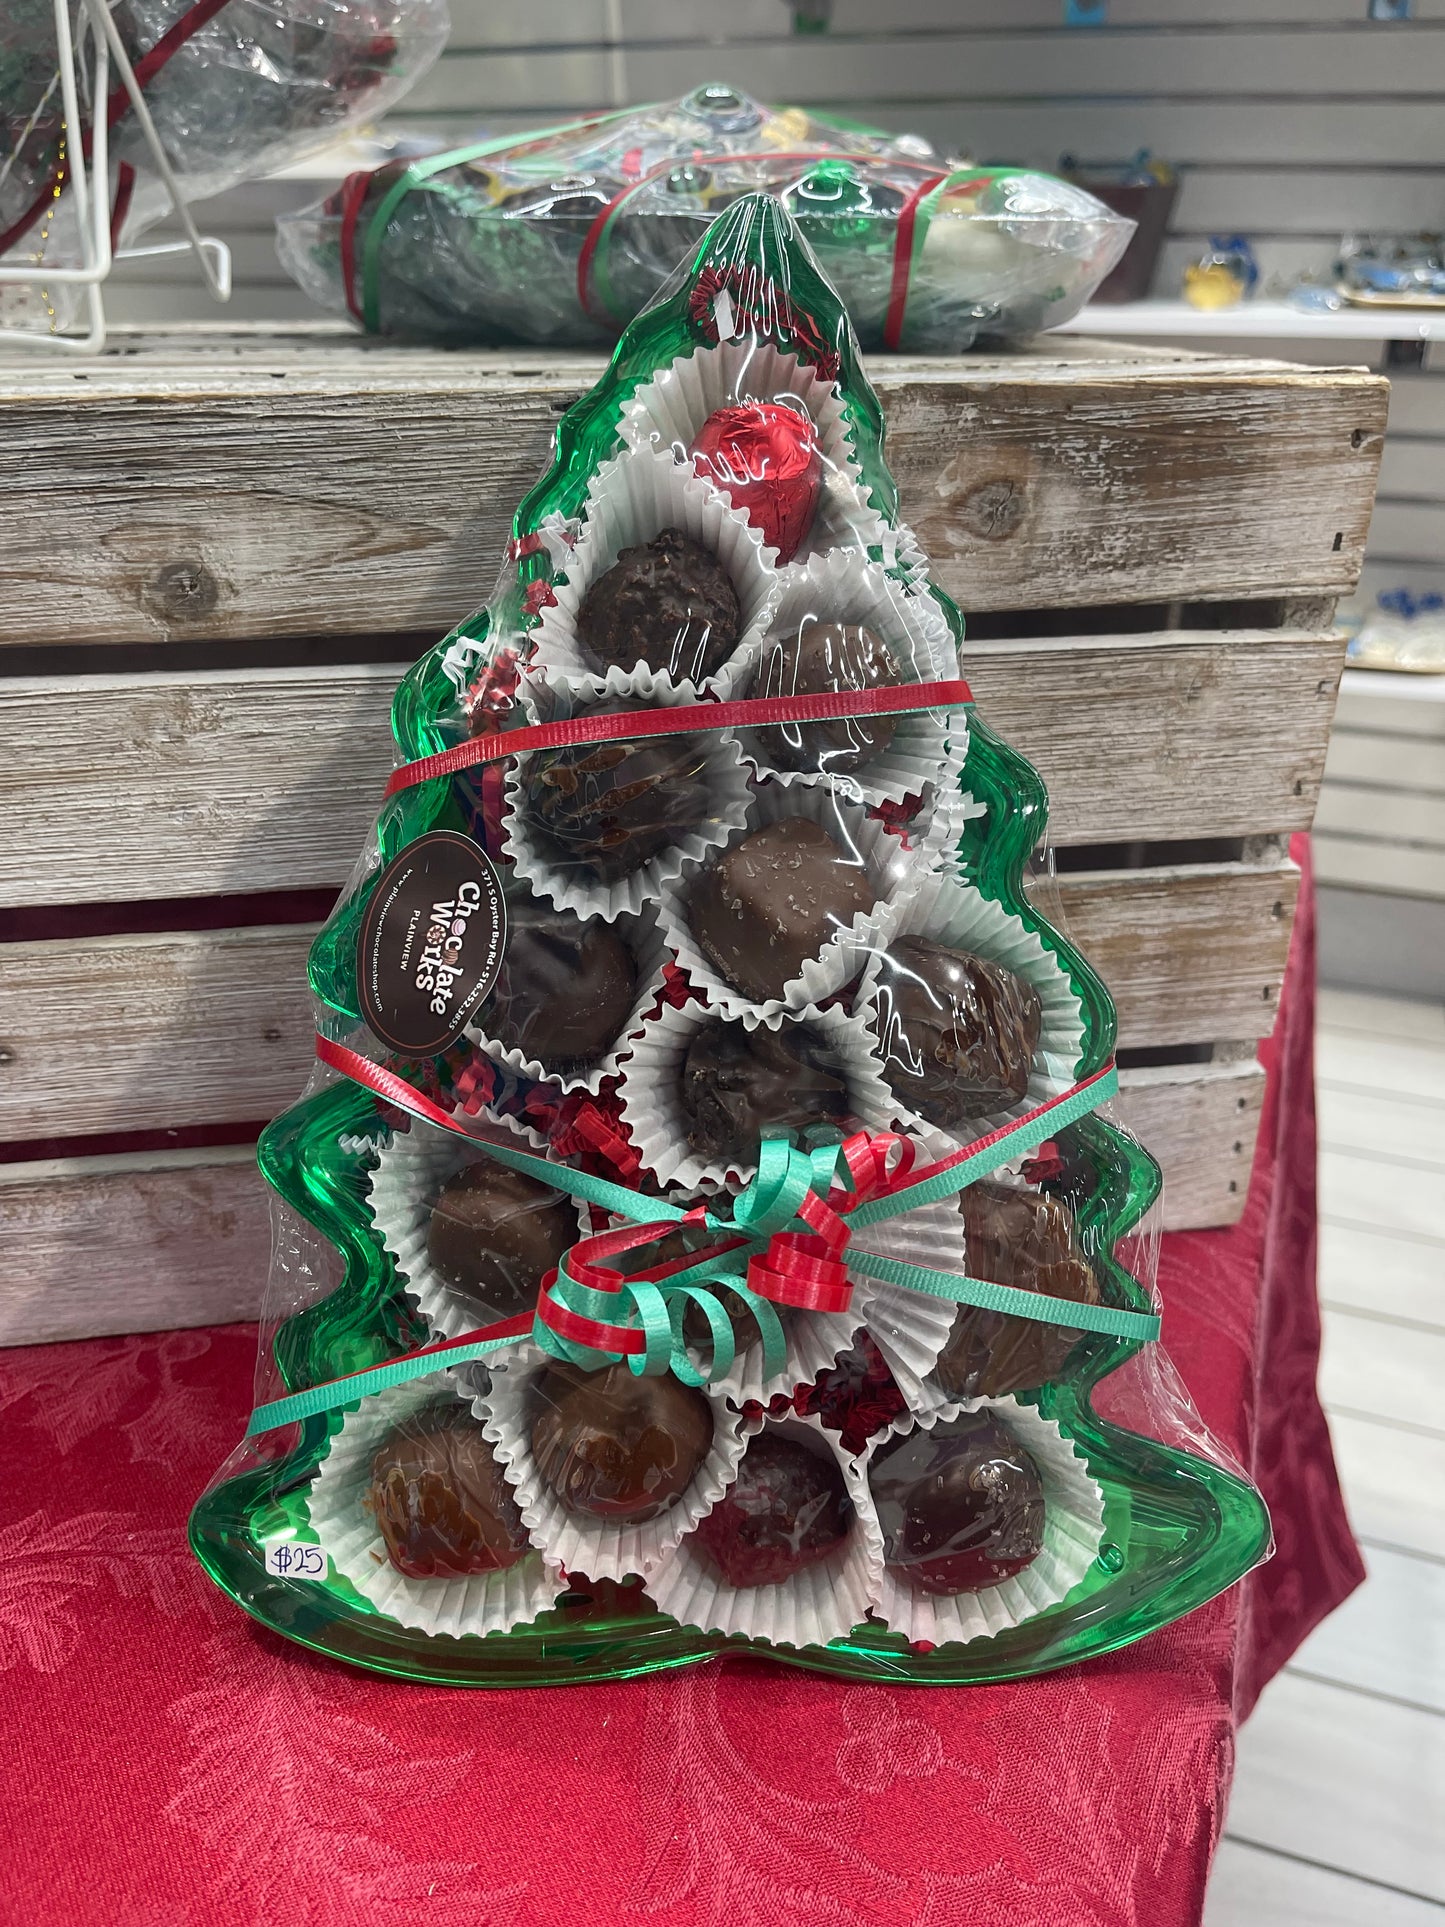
[687,817,877,1002]
[750,619,903,774]
[934,1180,1101,1399]
[576,527,741,684]
[869,1413,1046,1595]
[872,936,1042,1129]
[692,1432,852,1587]
[522,701,713,884]
[426,1161,576,1320]
[680,1016,850,1167]
[529,1359,714,1521]
[367,1403,530,1580]
[481,900,636,1070]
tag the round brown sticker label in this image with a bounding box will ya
[356,831,507,1054]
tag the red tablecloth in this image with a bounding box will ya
[0,864,1362,1927]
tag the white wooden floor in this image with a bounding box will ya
[1203,987,1445,1924]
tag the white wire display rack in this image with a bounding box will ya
[0,0,231,353]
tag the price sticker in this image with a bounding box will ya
[263,1541,327,1579]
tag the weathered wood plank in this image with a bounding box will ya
[0,863,1288,1142]
[968,630,1344,847]
[1055,858,1298,1048]
[0,630,1342,905]
[0,1053,1261,1344]
[0,348,1385,644]
[1115,1057,1265,1228]
[0,1148,270,1347]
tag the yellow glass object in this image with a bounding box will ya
[1183,259,1246,310]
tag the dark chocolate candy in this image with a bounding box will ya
[680,1016,849,1167]
[426,1161,576,1320]
[576,527,741,684]
[693,1432,852,1587]
[481,900,636,1070]
[750,619,902,774]
[687,817,877,1002]
[368,1403,530,1580]
[873,935,1042,1130]
[522,701,713,884]
[869,1412,1045,1595]
[934,1179,1101,1399]
[529,1359,714,1521]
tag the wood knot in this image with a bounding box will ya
[143,558,219,623]
[956,479,1026,541]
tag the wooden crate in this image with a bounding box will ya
[0,326,1386,1346]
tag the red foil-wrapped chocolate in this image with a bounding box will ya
[690,402,822,562]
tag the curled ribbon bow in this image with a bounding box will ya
[531,1133,916,1387]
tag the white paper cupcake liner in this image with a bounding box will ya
[855,871,1088,1143]
[466,900,670,1097]
[477,1342,748,1581]
[300,1376,566,1639]
[847,1123,971,1407]
[366,1121,587,1345]
[526,447,782,699]
[616,996,898,1193]
[502,663,755,924]
[889,521,932,590]
[659,779,914,1025]
[859,1396,1107,1649]
[646,1412,884,1650]
[725,550,967,819]
[616,339,891,565]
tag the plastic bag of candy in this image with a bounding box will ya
[191,192,1267,1686]
[0,0,448,333]
[276,81,1134,350]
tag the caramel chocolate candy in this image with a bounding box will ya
[482,900,636,1070]
[576,527,741,684]
[522,701,713,885]
[873,936,1042,1129]
[368,1403,530,1580]
[750,619,902,774]
[869,1413,1045,1595]
[935,1179,1101,1399]
[529,1359,714,1521]
[426,1161,576,1321]
[687,817,877,1002]
[693,1432,852,1587]
[680,1016,849,1168]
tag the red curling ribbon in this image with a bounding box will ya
[336,168,376,323]
[381,677,971,799]
[795,1186,849,1253]
[884,171,947,352]
[839,1128,914,1201]
[109,163,137,252]
[745,1233,851,1315]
